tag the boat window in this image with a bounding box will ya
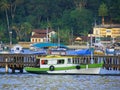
[16,47,20,50]
[72,58,75,64]
[75,58,79,64]
[41,60,48,65]
[68,58,71,64]
[57,59,64,64]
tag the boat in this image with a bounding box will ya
[11,44,23,54]
[93,42,105,55]
[25,55,103,74]
[106,48,115,55]
[0,46,10,54]
[94,49,105,55]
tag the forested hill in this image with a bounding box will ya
[0,0,120,44]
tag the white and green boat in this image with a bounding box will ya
[25,55,103,75]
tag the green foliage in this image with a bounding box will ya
[99,3,108,17]
[70,8,93,35]
[0,25,6,41]
[12,22,32,41]
[0,0,120,44]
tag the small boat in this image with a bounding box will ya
[106,48,115,55]
[11,44,23,54]
[0,46,10,54]
[94,49,105,55]
[25,55,103,75]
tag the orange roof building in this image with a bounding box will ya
[31,29,56,43]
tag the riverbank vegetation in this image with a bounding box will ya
[0,0,120,44]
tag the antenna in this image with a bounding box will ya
[46,27,48,42]
[58,27,60,47]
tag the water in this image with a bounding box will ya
[0,71,120,90]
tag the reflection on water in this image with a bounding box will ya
[0,73,120,90]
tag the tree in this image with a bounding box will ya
[98,3,108,25]
[0,0,10,40]
[69,8,93,36]
[57,28,71,44]
[0,25,5,41]
[10,0,24,24]
[74,0,87,9]
[108,0,120,23]
[20,22,32,41]
[12,22,32,41]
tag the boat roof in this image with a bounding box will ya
[32,42,68,49]
[37,55,78,59]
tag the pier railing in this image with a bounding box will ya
[0,54,120,73]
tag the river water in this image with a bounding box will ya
[0,69,120,90]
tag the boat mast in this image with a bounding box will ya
[46,27,48,42]
[71,28,73,45]
[46,18,49,43]
[58,27,60,47]
[90,34,94,64]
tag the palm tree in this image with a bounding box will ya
[74,0,87,9]
[98,3,108,25]
[0,0,10,38]
[10,0,24,23]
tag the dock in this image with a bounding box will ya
[0,54,120,73]
[0,54,37,73]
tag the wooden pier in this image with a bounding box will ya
[0,54,120,73]
[0,54,37,73]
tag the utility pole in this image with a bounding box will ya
[9,31,12,48]
[90,34,94,64]
[71,29,73,45]
[46,27,48,42]
[58,27,60,47]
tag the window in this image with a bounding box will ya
[96,30,99,35]
[106,29,111,33]
[41,60,48,65]
[68,58,71,64]
[35,39,37,42]
[32,39,34,42]
[39,39,40,42]
[57,59,64,64]
[16,47,19,50]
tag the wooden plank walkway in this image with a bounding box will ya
[0,54,37,73]
[0,54,120,73]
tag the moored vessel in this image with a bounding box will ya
[25,55,103,75]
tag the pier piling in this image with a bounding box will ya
[5,58,8,73]
[0,54,120,73]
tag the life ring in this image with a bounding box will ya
[49,65,55,71]
[41,60,45,64]
[76,65,80,69]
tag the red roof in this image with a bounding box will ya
[31,29,53,38]
[31,34,46,38]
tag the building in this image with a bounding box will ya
[89,24,120,44]
[31,29,56,43]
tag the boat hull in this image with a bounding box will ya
[25,67,101,75]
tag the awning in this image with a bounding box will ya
[31,42,67,48]
[75,37,82,41]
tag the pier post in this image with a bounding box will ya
[86,64,88,69]
[5,58,9,73]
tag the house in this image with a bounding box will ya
[88,24,120,44]
[31,29,56,43]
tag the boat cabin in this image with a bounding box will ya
[36,55,81,69]
[11,44,23,54]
